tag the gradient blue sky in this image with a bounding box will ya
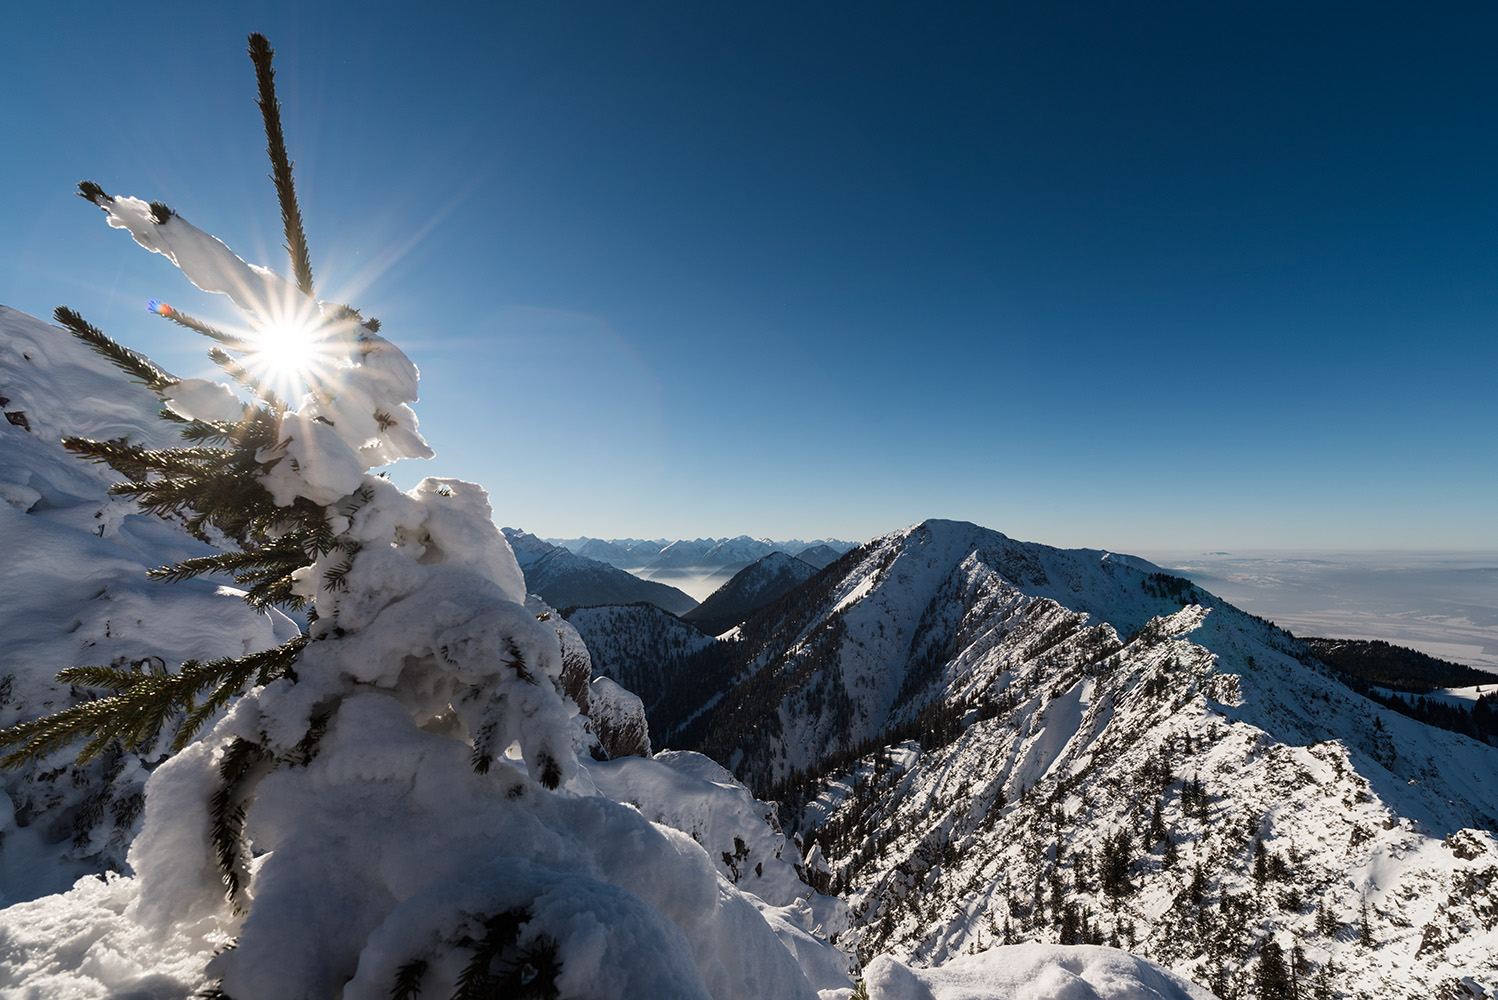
[3,1,1494,552]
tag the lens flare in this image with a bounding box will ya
[240,310,344,405]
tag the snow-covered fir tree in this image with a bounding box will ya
[0,34,837,1000]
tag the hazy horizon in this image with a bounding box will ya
[1143,549,1498,672]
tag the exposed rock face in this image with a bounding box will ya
[588,675,652,759]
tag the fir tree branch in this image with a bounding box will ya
[63,437,235,480]
[152,302,250,351]
[77,180,112,205]
[0,637,307,769]
[280,710,331,768]
[54,307,176,391]
[60,435,155,481]
[390,958,428,1000]
[211,736,273,910]
[177,421,237,445]
[453,911,527,1000]
[145,545,300,585]
[247,33,315,298]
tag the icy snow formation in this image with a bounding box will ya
[0,201,838,999]
[103,195,435,494]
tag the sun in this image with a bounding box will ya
[240,309,340,404]
[252,318,319,376]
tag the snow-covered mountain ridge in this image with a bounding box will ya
[683,551,821,638]
[670,519,1498,997]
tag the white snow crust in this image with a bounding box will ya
[777,520,1498,998]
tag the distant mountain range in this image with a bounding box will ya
[546,534,857,600]
[503,531,860,623]
[501,528,699,615]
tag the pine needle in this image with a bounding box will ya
[211,736,272,909]
[0,637,307,769]
[247,33,314,298]
[390,959,428,1000]
[55,307,176,391]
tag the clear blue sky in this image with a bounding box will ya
[3,1,1494,551]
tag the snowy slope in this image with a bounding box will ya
[0,305,298,900]
[682,519,1497,997]
[859,945,1216,1000]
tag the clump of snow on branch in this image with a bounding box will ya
[99,194,433,508]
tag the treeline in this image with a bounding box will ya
[1306,637,1498,746]
[1305,637,1498,694]
[1348,680,1498,747]
[1141,572,1209,607]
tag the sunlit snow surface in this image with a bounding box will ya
[769,522,1498,998]
[856,944,1216,1000]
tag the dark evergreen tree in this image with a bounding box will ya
[1188,862,1208,906]
[1315,898,1340,938]
[1148,797,1168,846]
[1253,838,1270,888]
[1291,942,1308,998]
[1100,829,1134,901]
[1311,959,1335,1000]
[1254,939,1293,1000]
[1358,901,1376,947]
